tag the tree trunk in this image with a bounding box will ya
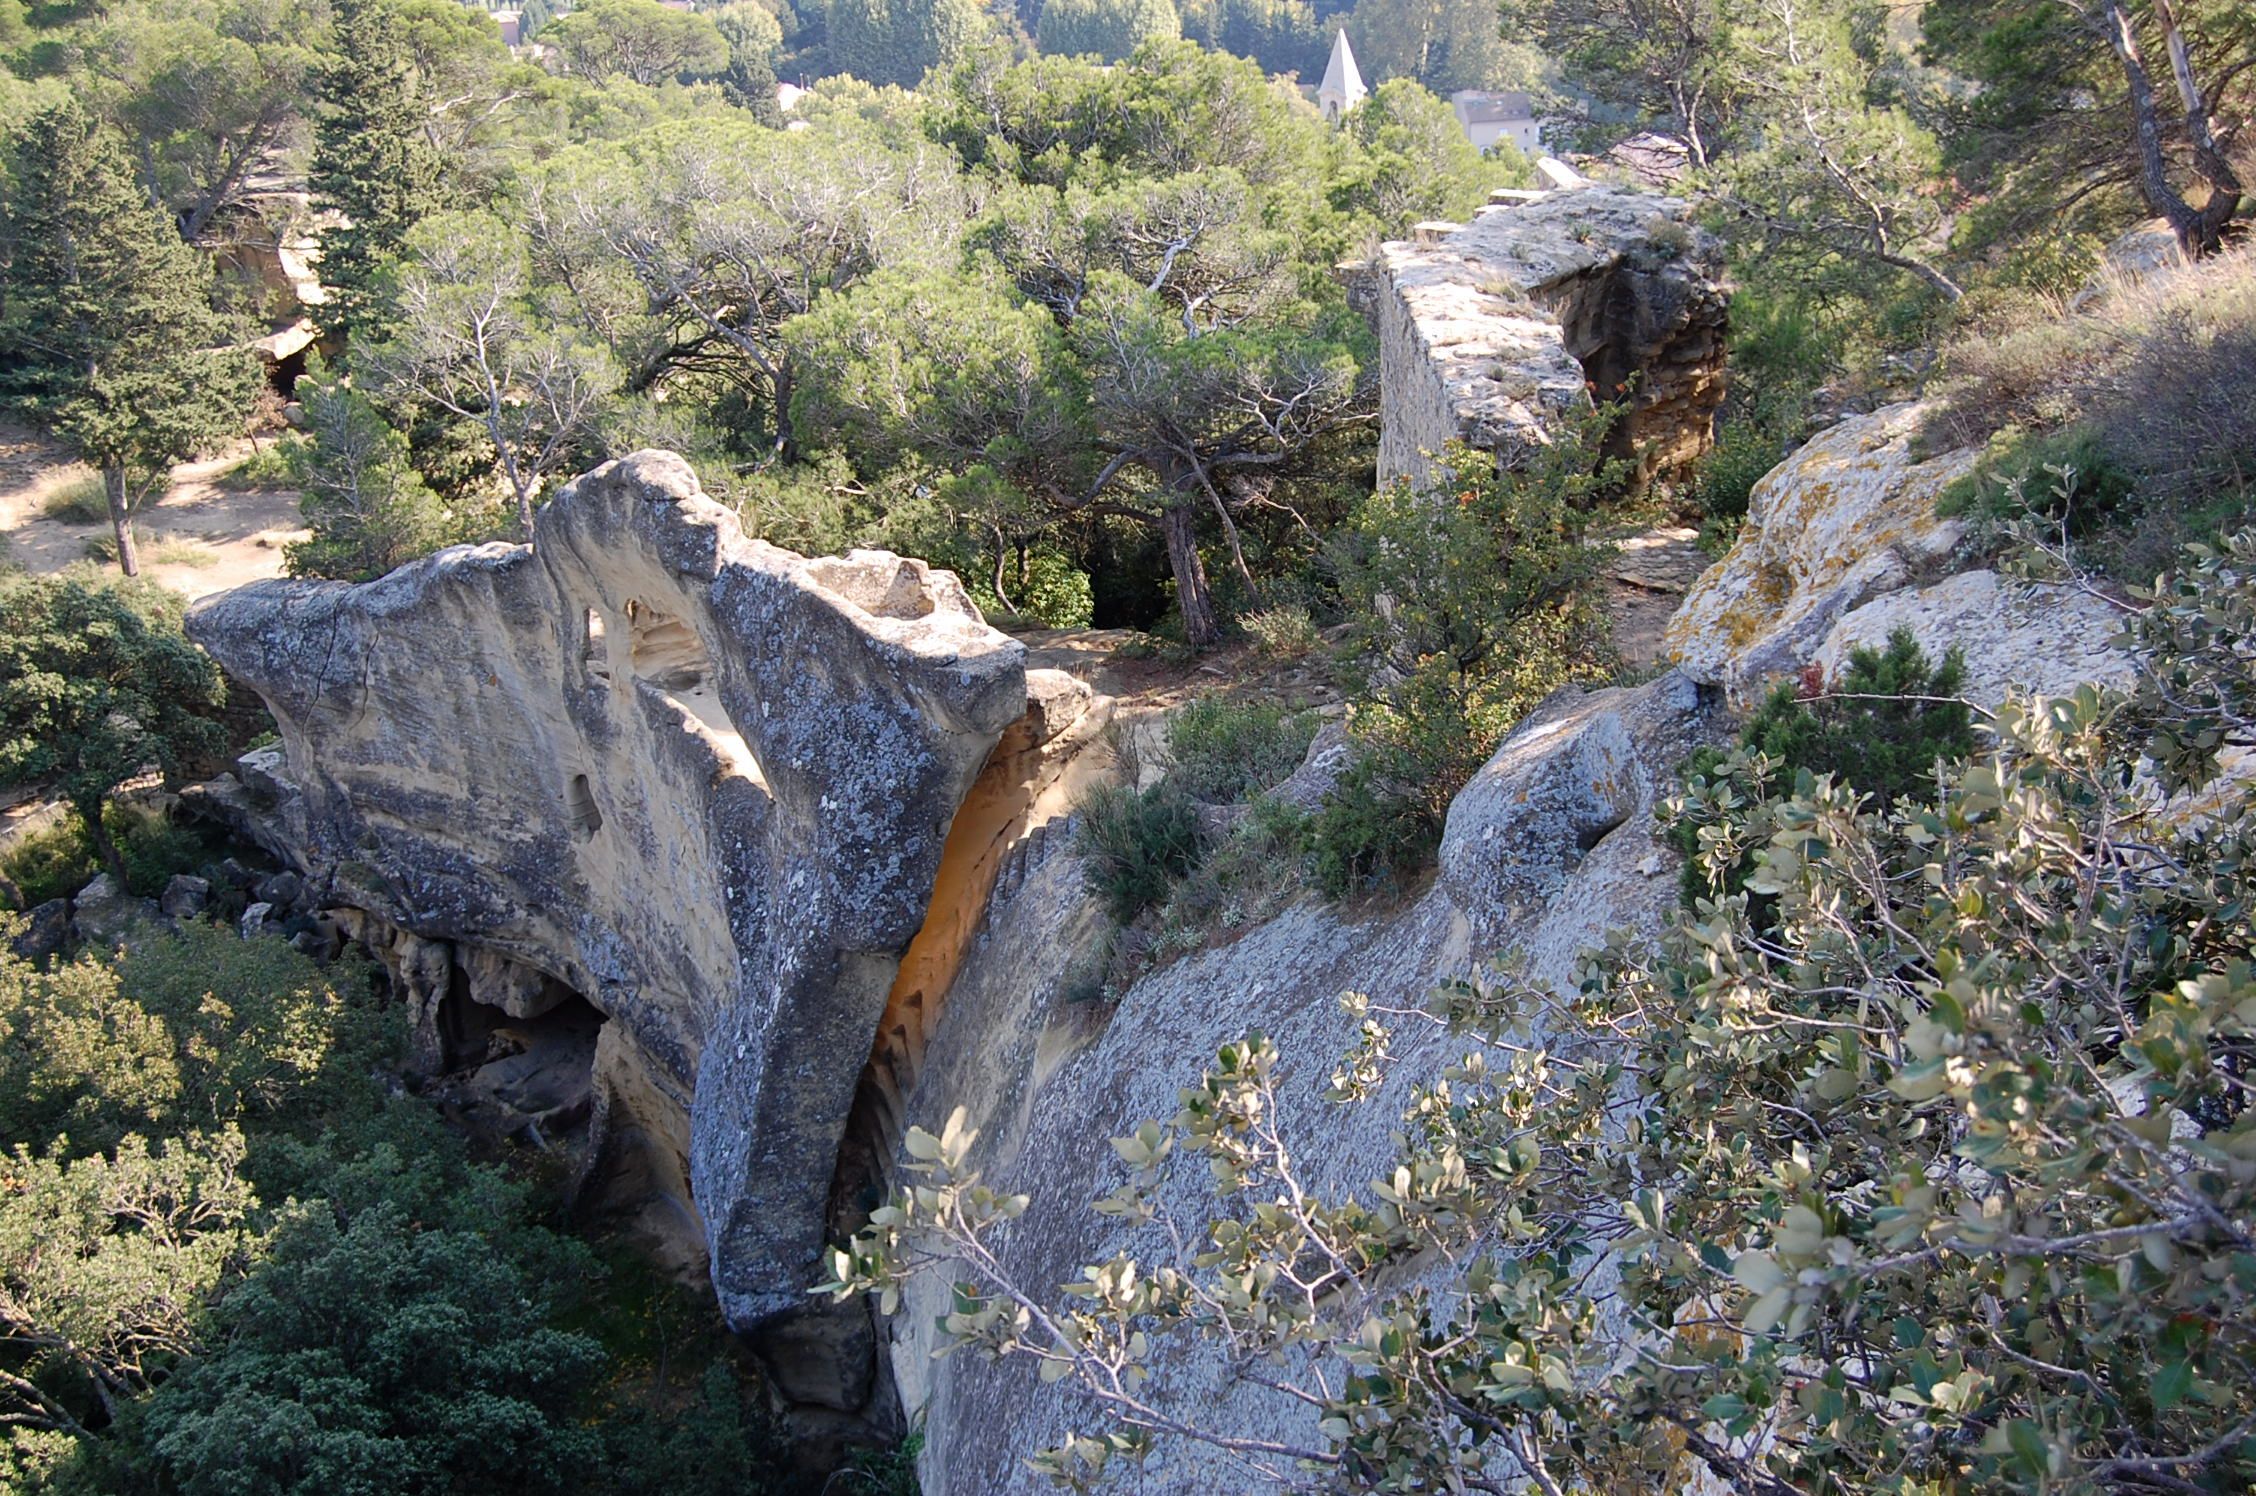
[487,414,537,540]
[2099,0,2223,258]
[81,800,128,888]
[105,466,141,577]
[773,364,797,462]
[1160,501,1219,648]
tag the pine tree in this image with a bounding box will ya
[282,372,452,582]
[309,0,448,344]
[829,0,985,87]
[0,102,258,577]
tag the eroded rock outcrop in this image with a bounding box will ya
[892,672,1718,1494]
[185,451,1030,1330]
[1815,567,2136,706]
[1374,183,1729,489]
[1664,401,2137,704]
[1665,402,1974,698]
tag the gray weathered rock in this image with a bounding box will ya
[1815,569,2135,706]
[1439,670,1706,940]
[72,874,165,951]
[1373,183,1728,490]
[1666,402,1976,700]
[253,870,305,910]
[159,874,211,921]
[749,1299,878,1414]
[10,900,71,962]
[239,900,277,939]
[185,449,1029,1328]
[1268,718,1353,813]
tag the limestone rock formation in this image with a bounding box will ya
[1373,184,1729,490]
[891,673,1718,1494]
[1664,402,2141,705]
[185,450,1030,1331]
[1664,402,1975,699]
[1815,568,2135,706]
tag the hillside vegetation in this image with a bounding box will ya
[1,0,2253,1491]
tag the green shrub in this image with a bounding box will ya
[831,1429,924,1496]
[1164,698,1316,805]
[1937,422,2137,536]
[1239,604,1319,659]
[1076,781,1205,924]
[1,802,222,908]
[975,546,1095,629]
[1146,793,1311,949]
[218,439,303,491]
[1306,750,1438,898]
[1317,436,1617,894]
[1670,626,1974,908]
[1690,417,1783,526]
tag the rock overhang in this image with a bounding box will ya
[186,449,1029,1327]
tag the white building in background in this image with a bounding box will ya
[1451,90,1545,154]
[1317,31,1367,123]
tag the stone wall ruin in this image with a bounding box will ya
[1373,181,1730,490]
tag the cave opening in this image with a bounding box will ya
[583,608,612,684]
[1547,267,1646,474]
[622,598,766,788]
[417,961,606,1161]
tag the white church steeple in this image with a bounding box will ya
[1317,30,1367,124]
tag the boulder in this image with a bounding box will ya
[2071,219,2184,310]
[253,870,305,910]
[459,945,569,1020]
[1439,670,1707,939]
[1268,718,1354,814]
[1665,402,1976,700]
[185,449,1028,1329]
[748,1299,878,1414]
[239,900,277,938]
[9,900,71,962]
[72,874,165,951]
[159,874,211,920]
[1815,569,2135,707]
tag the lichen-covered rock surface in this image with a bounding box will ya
[1815,568,2135,706]
[1374,183,1729,489]
[1664,402,1975,699]
[1664,402,2141,706]
[185,451,1028,1328]
[893,673,1717,1494]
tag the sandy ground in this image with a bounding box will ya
[0,421,307,601]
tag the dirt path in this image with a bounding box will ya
[0,421,306,600]
[1604,525,1709,670]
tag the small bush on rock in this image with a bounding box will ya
[1163,697,1316,805]
[1076,781,1204,925]
[1316,436,1616,894]
[1670,627,1975,909]
[1240,604,1320,659]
